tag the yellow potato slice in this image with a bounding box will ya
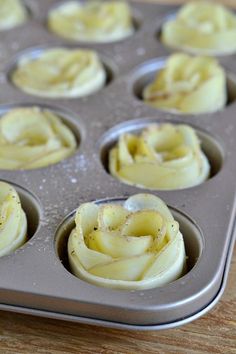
[89,254,154,281]
[89,230,153,258]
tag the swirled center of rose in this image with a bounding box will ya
[161,1,236,56]
[143,53,226,114]
[109,124,210,190]
[11,48,106,98]
[90,208,174,280]
[87,208,171,262]
[179,2,236,33]
[0,107,77,169]
[48,1,134,43]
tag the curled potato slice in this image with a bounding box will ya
[0,181,27,257]
[143,53,226,114]
[0,107,77,170]
[109,123,210,190]
[11,48,106,98]
[68,194,186,290]
[0,0,27,30]
[48,1,134,43]
[161,1,236,56]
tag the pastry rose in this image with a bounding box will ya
[161,1,236,56]
[143,53,226,114]
[48,1,134,43]
[0,107,77,170]
[11,48,106,98]
[68,194,186,290]
[0,0,27,31]
[109,123,210,190]
[0,181,27,257]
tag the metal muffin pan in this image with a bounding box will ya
[0,0,236,330]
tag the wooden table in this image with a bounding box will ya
[1,1,236,353]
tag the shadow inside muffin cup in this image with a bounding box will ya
[156,12,176,47]
[8,46,115,98]
[132,58,236,112]
[55,198,204,289]
[99,118,224,186]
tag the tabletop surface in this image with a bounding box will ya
[1,0,236,353]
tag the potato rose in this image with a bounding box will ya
[0,107,77,169]
[109,123,210,190]
[48,1,134,43]
[143,53,226,114]
[68,194,186,290]
[0,0,27,31]
[161,1,236,56]
[11,48,106,98]
[0,181,27,257]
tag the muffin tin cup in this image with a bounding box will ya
[0,0,236,330]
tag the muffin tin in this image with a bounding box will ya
[0,0,236,330]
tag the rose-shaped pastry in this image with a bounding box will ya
[11,48,106,98]
[143,53,226,114]
[109,124,210,190]
[48,1,134,43]
[161,1,236,56]
[0,0,27,31]
[0,181,27,257]
[0,107,77,169]
[68,194,186,290]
